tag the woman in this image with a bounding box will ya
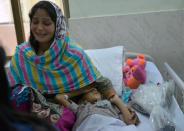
[7,1,139,129]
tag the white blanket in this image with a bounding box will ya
[76,114,137,131]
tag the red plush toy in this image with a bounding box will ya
[123,54,146,89]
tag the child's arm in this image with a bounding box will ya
[55,94,78,113]
[94,77,139,125]
[109,94,140,125]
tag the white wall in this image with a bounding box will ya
[69,10,184,80]
[69,0,184,18]
[68,0,184,79]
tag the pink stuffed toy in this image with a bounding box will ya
[123,54,146,89]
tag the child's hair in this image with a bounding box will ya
[70,93,86,104]
[29,1,57,53]
[71,88,100,104]
[0,46,57,130]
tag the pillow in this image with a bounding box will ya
[85,46,124,96]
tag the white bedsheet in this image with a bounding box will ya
[145,61,164,85]
[136,96,184,131]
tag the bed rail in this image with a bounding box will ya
[125,52,154,62]
[164,62,184,113]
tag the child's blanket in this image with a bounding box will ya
[76,114,137,131]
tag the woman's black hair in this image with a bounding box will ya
[29,1,57,53]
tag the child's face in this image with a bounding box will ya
[31,8,55,49]
[83,88,102,103]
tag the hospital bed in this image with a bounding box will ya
[82,46,184,131]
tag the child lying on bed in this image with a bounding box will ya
[56,87,140,130]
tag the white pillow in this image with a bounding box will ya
[85,46,123,96]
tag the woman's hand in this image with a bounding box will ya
[55,94,70,107]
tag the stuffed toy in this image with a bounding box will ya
[123,54,146,89]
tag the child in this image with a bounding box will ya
[56,87,140,130]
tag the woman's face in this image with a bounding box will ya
[31,8,55,48]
